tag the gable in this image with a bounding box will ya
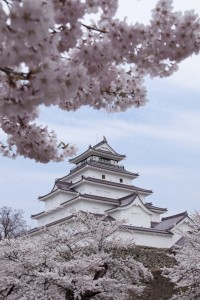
[110,200,152,227]
[45,191,75,211]
[95,143,116,154]
[107,195,153,215]
[172,216,193,232]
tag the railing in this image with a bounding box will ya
[70,158,124,172]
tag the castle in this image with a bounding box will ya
[31,137,191,248]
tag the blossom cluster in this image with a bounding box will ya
[0,212,152,299]
[0,0,199,162]
[163,212,200,300]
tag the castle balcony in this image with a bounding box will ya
[70,157,125,173]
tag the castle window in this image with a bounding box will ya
[102,174,105,179]
[120,178,123,183]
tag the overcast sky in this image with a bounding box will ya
[1,0,200,227]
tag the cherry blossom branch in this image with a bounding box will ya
[0,0,199,162]
[81,23,108,33]
[0,67,29,79]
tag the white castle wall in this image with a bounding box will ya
[150,213,161,223]
[32,213,172,249]
[75,181,132,199]
[119,230,172,248]
[37,199,113,227]
[67,167,133,185]
[110,205,151,227]
[44,192,76,211]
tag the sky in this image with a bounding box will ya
[1,0,200,227]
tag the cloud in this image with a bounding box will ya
[129,164,188,181]
[166,56,200,92]
[39,107,200,153]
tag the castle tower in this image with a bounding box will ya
[31,138,191,248]
[32,138,166,227]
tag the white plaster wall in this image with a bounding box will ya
[75,182,131,199]
[139,195,149,202]
[118,230,172,248]
[110,205,151,227]
[84,169,132,185]
[63,199,113,215]
[44,192,76,211]
[38,199,113,227]
[66,168,132,185]
[37,209,63,227]
[150,213,162,223]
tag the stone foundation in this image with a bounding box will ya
[115,246,177,300]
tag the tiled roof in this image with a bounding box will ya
[118,193,138,207]
[55,180,73,191]
[173,237,186,248]
[61,193,119,206]
[69,160,138,178]
[69,148,125,164]
[162,211,188,221]
[122,225,173,236]
[92,138,108,149]
[29,215,75,234]
[38,181,77,200]
[105,193,138,212]
[91,148,125,158]
[79,193,119,204]
[72,176,152,195]
[154,211,188,231]
[145,202,167,212]
[92,138,125,156]
[31,211,45,218]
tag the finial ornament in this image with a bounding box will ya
[103,136,107,142]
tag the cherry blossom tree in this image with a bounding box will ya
[163,212,200,300]
[0,212,152,300]
[0,206,27,240]
[0,0,199,162]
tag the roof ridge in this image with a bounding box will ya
[122,225,173,235]
[92,137,120,155]
[92,138,108,149]
[161,211,188,221]
[69,145,125,163]
[68,160,138,177]
[145,203,167,211]
[92,148,125,157]
[84,176,152,194]
[118,192,138,202]
[80,193,119,203]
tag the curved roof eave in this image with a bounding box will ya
[38,188,77,201]
[121,225,173,236]
[70,176,152,195]
[69,148,125,164]
[61,193,119,207]
[69,162,138,178]
[106,194,154,215]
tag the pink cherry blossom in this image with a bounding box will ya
[0,0,199,162]
[0,212,152,299]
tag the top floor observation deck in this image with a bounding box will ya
[70,156,125,173]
